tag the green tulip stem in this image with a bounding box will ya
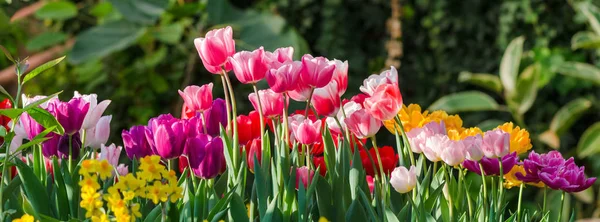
[517,182,524,221]
[251,84,266,153]
[444,165,454,220]
[200,111,208,134]
[282,93,290,146]
[68,134,73,173]
[220,75,232,134]
[497,159,504,217]
[221,68,239,165]
[479,162,488,221]
[558,191,565,222]
[542,185,547,213]
[304,88,315,117]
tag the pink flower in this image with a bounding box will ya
[330,59,348,96]
[98,143,122,167]
[463,134,483,161]
[390,166,417,194]
[229,47,270,84]
[366,175,375,194]
[296,166,314,189]
[423,134,452,162]
[311,82,341,117]
[360,66,398,96]
[116,164,128,176]
[407,121,446,153]
[344,109,381,139]
[300,54,335,88]
[83,115,111,148]
[248,89,286,118]
[441,140,466,166]
[178,83,214,113]
[291,119,322,145]
[194,26,235,67]
[288,77,312,101]
[481,129,510,158]
[266,61,301,93]
[363,83,403,121]
[74,92,111,130]
[266,47,294,68]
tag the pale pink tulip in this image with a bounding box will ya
[363,83,403,121]
[287,114,306,143]
[300,54,335,88]
[330,59,348,96]
[311,82,340,117]
[248,89,286,118]
[442,140,466,166]
[291,119,322,145]
[481,129,510,158]
[194,26,235,67]
[423,134,452,162]
[390,166,417,194]
[344,109,381,139]
[178,83,214,113]
[266,61,301,93]
[229,47,270,84]
[84,115,111,148]
[407,121,447,153]
[98,143,122,167]
[74,92,111,130]
[463,134,484,161]
[266,47,294,68]
[116,164,128,176]
[360,66,398,96]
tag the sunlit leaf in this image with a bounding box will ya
[556,62,600,85]
[571,31,600,49]
[577,122,600,158]
[22,56,66,84]
[458,72,503,94]
[428,91,499,113]
[35,1,77,20]
[499,36,525,95]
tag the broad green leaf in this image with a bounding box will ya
[571,31,600,49]
[458,72,503,94]
[1,177,21,203]
[70,21,146,64]
[26,32,67,51]
[346,200,368,222]
[0,108,24,119]
[14,160,54,217]
[23,56,65,84]
[428,91,499,113]
[152,23,185,44]
[550,98,592,135]
[506,64,538,115]
[107,0,169,25]
[577,2,600,36]
[577,122,600,158]
[35,1,78,20]
[499,36,525,95]
[52,158,70,220]
[90,2,114,18]
[556,62,600,85]
[26,107,64,135]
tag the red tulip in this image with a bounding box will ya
[0,99,12,144]
[313,156,327,176]
[360,146,398,176]
[363,83,403,121]
[245,138,262,173]
[236,111,262,145]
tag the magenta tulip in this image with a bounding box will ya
[145,114,186,160]
[300,54,335,88]
[47,97,90,135]
[229,47,270,84]
[194,26,235,68]
[266,61,301,93]
[122,125,153,159]
[178,83,214,113]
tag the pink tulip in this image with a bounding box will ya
[344,109,381,139]
[116,164,128,176]
[296,166,314,189]
[463,134,484,161]
[266,61,301,93]
[363,83,403,121]
[248,89,286,118]
[178,83,214,113]
[291,119,322,145]
[300,54,335,88]
[366,175,375,194]
[229,47,270,84]
[390,166,417,194]
[194,26,235,68]
[266,47,294,68]
[423,134,452,162]
[288,77,312,101]
[74,92,111,130]
[481,129,510,158]
[330,59,349,96]
[360,67,398,96]
[407,121,446,153]
[311,82,340,117]
[98,143,122,167]
[84,115,111,148]
[441,140,466,166]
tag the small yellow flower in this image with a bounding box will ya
[139,156,165,181]
[90,213,109,222]
[12,214,35,222]
[503,165,544,189]
[131,203,142,218]
[318,217,330,222]
[450,127,483,140]
[97,160,113,180]
[79,174,101,191]
[146,181,169,204]
[428,110,464,134]
[80,159,98,176]
[496,122,532,155]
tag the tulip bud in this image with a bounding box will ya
[390,166,417,194]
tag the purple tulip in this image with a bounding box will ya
[463,152,518,176]
[20,113,44,140]
[204,99,227,137]
[184,114,204,138]
[57,132,82,159]
[41,132,60,157]
[122,125,153,159]
[145,114,186,160]
[516,151,596,192]
[186,135,224,179]
[48,98,90,135]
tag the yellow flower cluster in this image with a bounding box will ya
[503,165,544,189]
[12,214,35,222]
[496,122,532,155]
[383,104,465,135]
[78,156,183,222]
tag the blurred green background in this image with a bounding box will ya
[1,0,600,218]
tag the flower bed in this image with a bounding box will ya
[0,26,595,222]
